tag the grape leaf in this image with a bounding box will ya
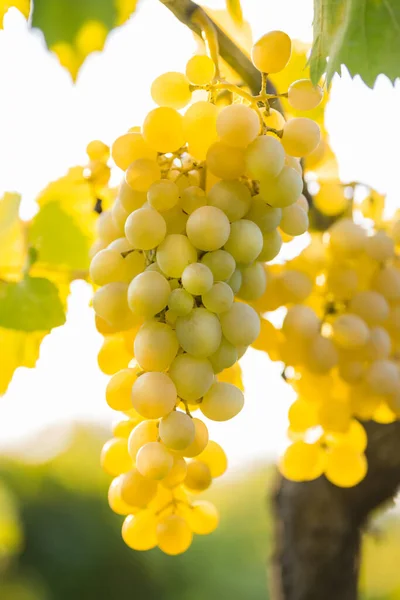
[310,0,400,87]
[0,193,25,276]
[0,276,66,331]
[31,0,139,79]
[0,328,46,394]
[0,0,31,27]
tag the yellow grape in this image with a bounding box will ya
[259,166,303,208]
[303,334,338,374]
[288,79,323,111]
[245,135,285,180]
[280,441,325,482]
[283,305,320,340]
[313,182,349,216]
[201,381,244,421]
[331,314,369,349]
[184,460,212,492]
[328,219,367,256]
[97,335,132,375]
[348,291,389,326]
[147,179,180,212]
[280,204,309,236]
[324,420,367,453]
[131,372,177,419]
[281,118,321,157]
[288,399,319,433]
[219,302,260,346]
[176,307,222,358]
[112,133,156,171]
[325,446,367,488]
[168,353,214,402]
[246,195,282,233]
[143,107,185,153]
[201,250,236,282]
[365,231,395,262]
[101,437,132,476]
[157,514,193,555]
[183,101,218,161]
[117,179,147,213]
[136,441,173,480]
[125,158,161,192]
[216,103,260,148]
[319,399,352,433]
[159,411,195,450]
[208,180,251,222]
[90,248,127,286]
[95,210,120,245]
[206,141,245,179]
[180,418,209,458]
[186,206,231,252]
[224,219,263,264]
[128,420,159,461]
[251,31,291,74]
[186,55,216,84]
[183,501,219,534]
[202,282,234,314]
[168,288,194,316]
[106,367,140,412]
[122,510,158,551]
[134,321,179,372]
[151,72,192,109]
[108,477,139,516]
[120,468,158,507]
[161,456,188,488]
[128,271,171,318]
[263,107,285,129]
[365,359,400,396]
[182,262,214,296]
[156,233,198,278]
[372,265,400,301]
[197,441,227,477]
[112,418,138,439]
[238,263,267,301]
[181,186,207,215]
[87,139,109,161]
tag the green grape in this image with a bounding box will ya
[124,207,166,250]
[288,79,323,110]
[168,353,214,402]
[259,166,303,208]
[147,179,180,211]
[282,305,320,340]
[245,135,285,180]
[202,282,234,313]
[157,234,198,278]
[281,118,321,157]
[238,262,267,300]
[143,107,185,153]
[125,158,161,192]
[348,291,389,326]
[134,321,179,371]
[224,219,263,264]
[186,206,231,251]
[219,302,260,346]
[176,307,222,358]
[128,271,170,317]
[167,288,194,316]
[245,195,282,233]
[136,441,173,480]
[93,282,137,331]
[184,460,212,492]
[151,72,192,109]
[157,514,193,555]
[181,186,207,215]
[131,372,177,418]
[280,204,309,236]
[216,103,260,148]
[208,337,238,373]
[186,54,215,85]
[200,382,244,421]
[251,31,291,74]
[208,180,252,222]
[159,411,196,450]
[258,229,282,261]
[201,250,236,282]
[182,263,214,295]
[227,268,243,294]
[128,420,159,461]
[206,141,245,179]
[112,132,157,171]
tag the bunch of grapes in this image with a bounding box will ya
[89,30,322,554]
[252,204,400,488]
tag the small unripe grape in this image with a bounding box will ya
[224,219,263,264]
[131,372,177,419]
[201,250,236,281]
[186,206,231,252]
[201,382,244,421]
[168,354,214,402]
[151,72,192,109]
[216,104,260,148]
[206,141,245,179]
[159,411,195,450]
[280,204,309,236]
[128,271,170,317]
[288,79,323,111]
[202,282,234,313]
[112,133,156,171]
[281,118,321,157]
[157,233,198,278]
[181,186,207,214]
[186,54,216,84]
[125,158,161,192]
[143,107,185,153]
[219,302,260,346]
[208,180,251,222]
[125,207,166,250]
[147,179,180,212]
[251,31,291,74]
[245,135,285,180]
[260,166,303,208]
[136,441,173,480]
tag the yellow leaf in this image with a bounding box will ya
[225,0,243,25]
[115,0,138,26]
[0,0,30,27]
[0,327,47,394]
[0,193,25,279]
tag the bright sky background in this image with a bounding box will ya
[1,0,400,469]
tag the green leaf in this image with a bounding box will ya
[29,201,90,272]
[310,0,400,87]
[226,0,243,25]
[31,0,139,79]
[0,276,66,332]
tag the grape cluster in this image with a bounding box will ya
[252,212,400,488]
[90,30,322,554]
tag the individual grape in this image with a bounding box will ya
[168,353,214,402]
[134,321,179,371]
[120,468,158,506]
[224,220,263,264]
[288,399,319,433]
[251,31,291,74]
[90,248,127,286]
[288,79,323,110]
[201,250,236,282]
[161,205,188,235]
[136,441,173,480]
[258,229,282,262]
[147,179,180,212]
[95,210,120,245]
[296,194,309,212]
[125,158,161,192]
[328,219,367,256]
[143,107,185,153]
[101,438,132,476]
[186,206,231,252]
[282,305,320,340]
[313,182,348,216]
[208,180,252,222]
[331,314,369,349]
[365,231,395,261]
[326,266,358,300]
[281,117,321,157]
[106,367,140,412]
[280,204,309,236]
[151,72,191,109]
[303,334,338,374]
[87,139,109,161]
[161,456,188,488]
[201,382,244,421]
[372,265,400,301]
[245,135,285,180]
[182,263,214,295]
[159,411,195,450]
[220,302,260,346]
[112,133,157,171]
[124,207,166,250]
[108,477,139,516]
[245,195,282,233]
[227,268,243,292]
[325,420,368,453]
[197,441,227,477]
[280,441,325,482]
[93,282,136,331]
[176,307,222,358]
[127,420,159,461]
[116,181,146,215]
[259,166,303,208]
[338,359,365,384]
[184,460,212,492]
[181,186,207,214]
[112,417,139,439]
[183,101,218,161]
[111,197,130,236]
[238,262,267,301]
[157,514,193,555]
[131,372,177,418]
[183,501,219,535]
[206,141,245,179]
[128,271,170,318]
[122,511,158,551]
[348,291,389,326]
[202,282,234,313]
[325,446,367,488]
[216,104,260,148]
[208,337,238,373]
[263,107,285,129]
[167,288,193,317]
[363,326,391,361]
[365,359,400,396]
[181,418,209,458]
[186,54,215,84]
[156,234,197,278]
